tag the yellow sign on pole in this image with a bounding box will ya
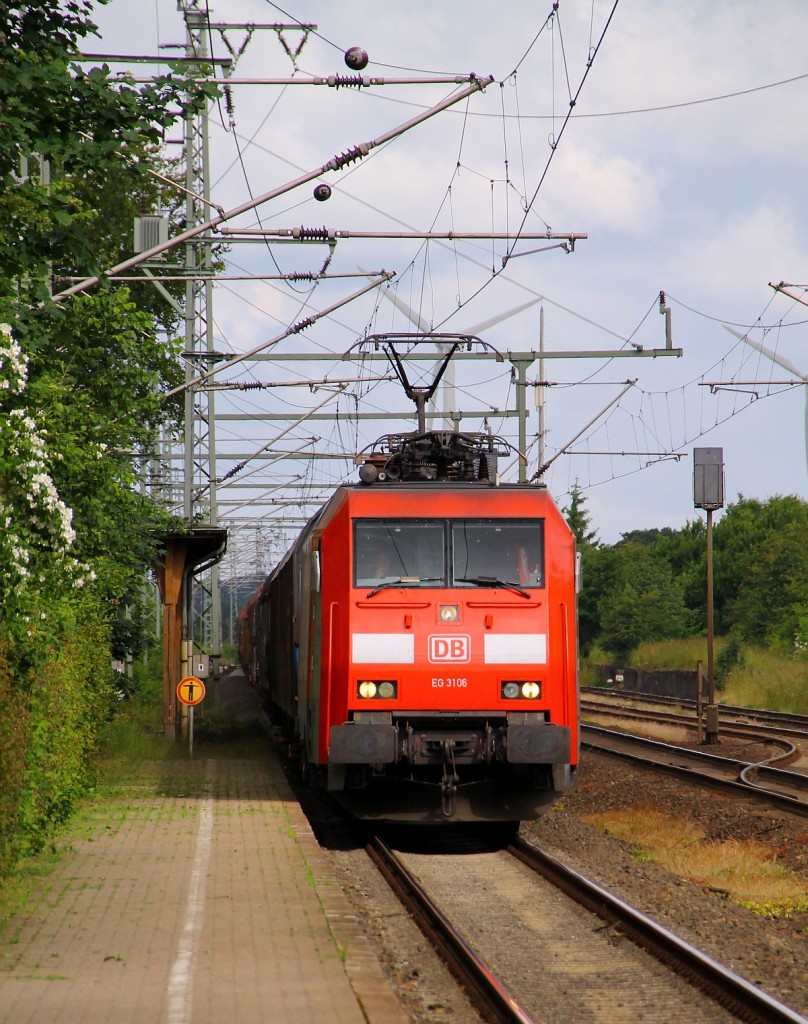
[177,676,206,707]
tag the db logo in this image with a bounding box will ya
[428,635,471,662]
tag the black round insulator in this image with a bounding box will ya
[358,462,378,484]
[313,183,332,202]
[344,46,369,70]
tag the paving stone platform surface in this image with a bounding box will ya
[0,674,407,1024]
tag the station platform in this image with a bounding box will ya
[0,673,408,1024]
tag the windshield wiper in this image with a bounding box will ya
[365,576,443,599]
[456,576,530,599]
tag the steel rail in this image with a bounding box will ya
[581,700,802,762]
[581,726,808,815]
[366,836,535,1024]
[583,700,808,794]
[508,837,808,1024]
[581,688,808,738]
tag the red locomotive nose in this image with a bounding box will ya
[239,429,579,824]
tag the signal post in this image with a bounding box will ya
[693,448,724,745]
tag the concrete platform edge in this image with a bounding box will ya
[275,769,409,1024]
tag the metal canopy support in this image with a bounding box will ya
[155,529,227,739]
[180,1,222,679]
[155,538,185,739]
[510,356,534,483]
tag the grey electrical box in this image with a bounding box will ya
[193,654,210,679]
[693,448,724,510]
[134,216,169,254]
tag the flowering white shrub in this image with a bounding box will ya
[0,323,94,615]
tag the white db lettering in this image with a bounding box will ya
[428,635,470,663]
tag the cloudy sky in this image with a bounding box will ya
[84,0,808,563]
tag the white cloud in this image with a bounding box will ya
[543,143,665,237]
[667,204,806,300]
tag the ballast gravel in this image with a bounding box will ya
[323,751,808,1024]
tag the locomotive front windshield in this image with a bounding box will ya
[355,521,446,586]
[452,520,543,587]
[354,519,544,588]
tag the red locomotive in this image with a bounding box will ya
[238,426,580,823]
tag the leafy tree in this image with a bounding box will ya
[595,541,692,662]
[574,543,609,654]
[652,518,707,630]
[557,482,808,663]
[0,325,92,634]
[0,1,218,657]
[19,291,184,657]
[0,1,219,871]
[1,0,217,311]
[618,526,676,546]
[715,499,808,647]
[563,481,600,549]
[562,482,600,650]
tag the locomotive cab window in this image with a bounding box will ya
[452,519,544,588]
[354,520,446,587]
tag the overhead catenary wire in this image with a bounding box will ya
[86,3,807,556]
[51,74,494,303]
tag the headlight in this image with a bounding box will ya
[357,679,397,699]
[439,604,459,622]
[501,680,542,699]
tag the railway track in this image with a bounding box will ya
[366,834,533,1024]
[582,698,801,762]
[366,832,808,1024]
[581,687,808,809]
[582,688,808,744]
[580,724,808,814]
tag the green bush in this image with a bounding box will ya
[715,633,746,689]
[593,636,808,715]
[101,647,165,756]
[0,594,117,875]
[721,647,808,714]
[0,651,31,877]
